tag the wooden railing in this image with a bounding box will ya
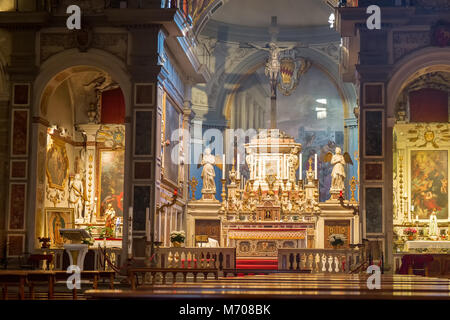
[154,247,236,270]
[278,248,365,273]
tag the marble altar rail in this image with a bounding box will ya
[278,248,364,273]
[154,247,236,270]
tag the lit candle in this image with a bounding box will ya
[314,154,318,180]
[415,214,419,221]
[222,154,225,179]
[411,205,414,212]
[299,153,302,180]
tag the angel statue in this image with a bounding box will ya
[197,148,223,200]
[324,147,353,192]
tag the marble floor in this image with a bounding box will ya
[85,273,450,300]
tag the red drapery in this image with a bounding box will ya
[409,88,448,123]
[101,88,125,124]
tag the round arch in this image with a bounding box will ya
[387,47,450,118]
[28,48,133,252]
[220,48,357,126]
[33,48,132,118]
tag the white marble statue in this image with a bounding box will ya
[200,148,217,194]
[324,147,353,192]
[429,208,439,238]
[68,173,84,222]
[288,146,300,181]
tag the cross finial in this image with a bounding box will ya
[308,158,313,172]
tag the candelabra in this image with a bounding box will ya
[338,190,359,215]
[149,189,178,267]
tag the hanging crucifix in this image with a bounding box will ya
[247,16,296,129]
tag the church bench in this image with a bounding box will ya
[0,270,56,300]
[0,271,28,300]
[128,268,219,288]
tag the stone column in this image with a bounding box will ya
[125,25,166,264]
[77,124,100,222]
[239,92,246,129]
[248,97,255,130]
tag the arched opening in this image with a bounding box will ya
[390,61,450,257]
[33,65,127,257]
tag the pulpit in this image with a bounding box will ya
[60,229,91,271]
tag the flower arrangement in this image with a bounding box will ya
[170,230,186,243]
[403,227,417,237]
[329,234,346,247]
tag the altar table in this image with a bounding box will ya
[405,240,450,251]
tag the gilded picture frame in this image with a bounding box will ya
[409,149,449,221]
[45,207,74,248]
[45,136,69,191]
[97,148,125,219]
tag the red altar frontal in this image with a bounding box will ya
[223,222,314,257]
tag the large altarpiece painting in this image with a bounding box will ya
[98,149,124,218]
[410,150,448,220]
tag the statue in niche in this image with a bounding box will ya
[198,148,223,199]
[288,146,300,181]
[324,147,353,192]
[429,208,439,238]
[105,203,116,238]
[68,173,85,222]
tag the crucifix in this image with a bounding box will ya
[248,17,296,129]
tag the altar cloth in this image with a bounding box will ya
[405,240,450,251]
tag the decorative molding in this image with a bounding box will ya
[393,31,430,62]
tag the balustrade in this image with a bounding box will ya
[154,247,236,270]
[278,248,364,273]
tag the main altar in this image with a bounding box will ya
[187,129,360,258]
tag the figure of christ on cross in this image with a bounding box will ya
[247,16,297,129]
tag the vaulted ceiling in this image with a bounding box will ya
[212,0,332,28]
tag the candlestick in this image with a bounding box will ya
[128,207,133,257]
[314,154,318,180]
[299,153,302,180]
[237,154,240,179]
[222,154,225,179]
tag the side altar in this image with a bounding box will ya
[187,129,360,258]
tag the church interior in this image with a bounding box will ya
[0,0,450,305]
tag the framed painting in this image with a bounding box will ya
[162,95,181,187]
[97,148,125,218]
[45,208,74,248]
[12,83,30,106]
[46,137,69,190]
[410,150,448,220]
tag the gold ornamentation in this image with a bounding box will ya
[188,177,198,200]
[350,176,357,202]
[46,136,69,191]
